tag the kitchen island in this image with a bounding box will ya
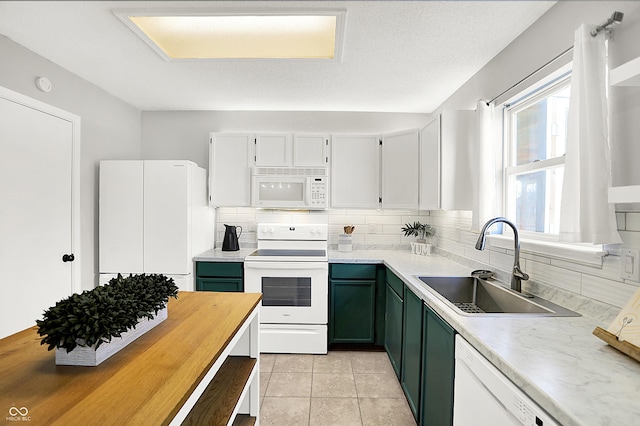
[0,291,261,425]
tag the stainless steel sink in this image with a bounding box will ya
[417,276,580,317]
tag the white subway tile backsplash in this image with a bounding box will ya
[523,260,582,294]
[617,212,626,230]
[582,275,637,308]
[626,213,640,231]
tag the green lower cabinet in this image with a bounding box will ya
[195,261,243,292]
[329,264,379,345]
[401,285,424,422]
[196,277,243,292]
[384,282,403,378]
[329,279,375,343]
[421,304,456,426]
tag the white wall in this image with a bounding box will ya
[0,35,142,289]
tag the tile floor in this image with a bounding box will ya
[259,351,417,426]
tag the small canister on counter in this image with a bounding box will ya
[338,234,353,252]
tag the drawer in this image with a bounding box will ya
[386,269,404,298]
[330,264,377,280]
[196,262,243,278]
[196,278,243,292]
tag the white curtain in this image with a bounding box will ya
[471,100,497,232]
[558,24,622,244]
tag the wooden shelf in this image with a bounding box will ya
[182,356,257,425]
[610,56,640,86]
[233,414,257,426]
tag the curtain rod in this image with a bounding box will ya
[485,11,624,106]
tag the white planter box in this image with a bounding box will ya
[55,307,168,366]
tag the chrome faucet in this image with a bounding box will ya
[475,217,529,293]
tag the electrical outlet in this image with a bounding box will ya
[621,248,640,282]
[369,223,379,234]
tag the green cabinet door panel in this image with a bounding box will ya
[421,304,456,426]
[196,277,243,292]
[330,279,375,343]
[401,286,424,422]
[384,282,403,378]
[195,261,243,292]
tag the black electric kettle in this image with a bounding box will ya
[222,224,242,251]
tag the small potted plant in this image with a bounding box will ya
[37,273,178,366]
[401,221,436,243]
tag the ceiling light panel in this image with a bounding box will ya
[117,10,345,60]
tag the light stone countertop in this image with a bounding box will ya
[195,248,640,425]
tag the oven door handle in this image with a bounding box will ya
[244,262,328,270]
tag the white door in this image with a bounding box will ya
[255,133,291,167]
[0,88,80,339]
[143,161,190,275]
[331,135,380,208]
[99,161,144,274]
[381,129,419,209]
[292,134,328,167]
[209,133,253,206]
[420,117,441,210]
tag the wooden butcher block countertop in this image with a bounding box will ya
[0,291,262,425]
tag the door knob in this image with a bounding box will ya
[62,253,75,262]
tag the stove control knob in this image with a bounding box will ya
[310,228,316,234]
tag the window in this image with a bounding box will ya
[504,74,571,236]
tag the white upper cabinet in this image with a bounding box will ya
[381,129,419,209]
[419,118,440,210]
[331,135,380,208]
[440,110,475,211]
[209,133,253,206]
[293,134,329,167]
[255,133,291,166]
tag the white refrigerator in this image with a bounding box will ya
[99,160,214,291]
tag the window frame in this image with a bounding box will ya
[502,68,572,241]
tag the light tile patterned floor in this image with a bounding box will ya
[260,351,417,426]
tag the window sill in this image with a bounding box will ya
[486,234,608,267]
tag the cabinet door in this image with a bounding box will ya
[440,110,475,210]
[143,161,190,274]
[401,285,423,422]
[331,135,380,208]
[422,305,456,426]
[381,129,419,209]
[330,279,375,344]
[196,278,243,292]
[255,133,291,166]
[209,133,252,206]
[384,282,403,378]
[99,161,144,273]
[420,118,441,210]
[293,134,328,167]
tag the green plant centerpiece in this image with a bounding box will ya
[401,221,436,243]
[37,274,178,365]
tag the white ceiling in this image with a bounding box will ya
[0,1,556,113]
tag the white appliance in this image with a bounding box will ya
[454,335,558,426]
[244,223,328,354]
[251,167,328,210]
[99,160,214,291]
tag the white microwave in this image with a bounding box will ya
[251,167,328,210]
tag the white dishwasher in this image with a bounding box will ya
[454,335,558,426]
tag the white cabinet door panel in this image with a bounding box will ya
[143,161,190,274]
[293,134,328,167]
[420,118,441,210]
[331,135,380,208]
[441,110,475,211]
[381,129,419,209]
[255,133,291,166]
[99,161,144,273]
[209,133,252,206]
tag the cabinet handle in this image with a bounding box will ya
[62,253,75,262]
